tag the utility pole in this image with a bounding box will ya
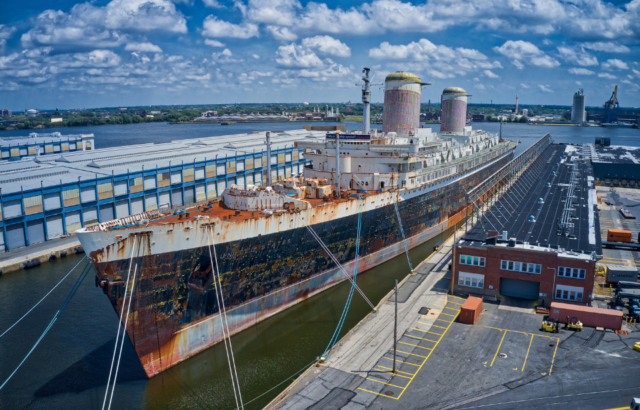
[266,131,272,187]
[393,279,398,373]
[361,68,371,134]
[335,133,340,195]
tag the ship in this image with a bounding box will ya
[76,69,516,377]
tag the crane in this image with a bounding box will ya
[603,84,619,124]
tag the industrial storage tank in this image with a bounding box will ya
[571,89,586,123]
[382,72,422,137]
[441,87,468,134]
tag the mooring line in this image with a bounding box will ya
[0,256,87,339]
[0,261,91,391]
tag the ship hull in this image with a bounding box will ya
[80,148,514,377]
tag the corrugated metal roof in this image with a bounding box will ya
[0,128,323,195]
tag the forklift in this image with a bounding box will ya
[565,316,583,331]
[541,317,559,333]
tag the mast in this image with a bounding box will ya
[335,133,340,195]
[362,68,371,134]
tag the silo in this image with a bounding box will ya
[383,72,422,137]
[571,89,586,123]
[441,87,468,134]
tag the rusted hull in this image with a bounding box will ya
[82,150,514,378]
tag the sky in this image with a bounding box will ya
[0,0,639,110]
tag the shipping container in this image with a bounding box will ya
[607,229,632,243]
[549,302,622,330]
[459,296,482,324]
[604,265,638,284]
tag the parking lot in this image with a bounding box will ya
[364,297,640,410]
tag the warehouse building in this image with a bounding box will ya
[453,143,602,307]
[591,144,640,187]
[1,133,95,161]
[0,130,314,251]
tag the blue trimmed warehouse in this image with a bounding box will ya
[0,130,315,251]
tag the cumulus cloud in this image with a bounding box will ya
[494,40,559,69]
[598,72,616,79]
[602,58,628,70]
[21,0,186,48]
[202,16,259,38]
[557,46,597,66]
[520,83,529,89]
[266,26,298,41]
[538,84,553,93]
[204,39,226,47]
[125,42,163,53]
[203,0,225,8]
[301,35,350,57]
[211,48,243,64]
[275,43,323,68]
[568,67,595,75]
[484,70,499,78]
[369,38,500,78]
[232,0,640,42]
[252,54,260,59]
[0,25,16,51]
[582,42,630,53]
[474,83,486,90]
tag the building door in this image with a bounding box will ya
[116,200,129,218]
[500,278,540,300]
[159,191,171,209]
[100,203,115,222]
[6,223,26,249]
[46,215,64,239]
[131,197,144,215]
[184,186,195,204]
[171,189,183,206]
[27,219,46,244]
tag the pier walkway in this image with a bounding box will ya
[267,224,465,409]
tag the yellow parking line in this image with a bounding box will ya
[490,330,507,367]
[393,349,427,358]
[432,304,446,308]
[443,307,461,312]
[405,334,439,343]
[399,341,433,350]
[522,334,534,372]
[377,365,415,376]
[374,368,412,379]
[485,326,561,340]
[357,387,399,400]
[436,318,452,323]
[418,322,448,329]
[440,312,456,317]
[366,378,405,389]
[410,328,443,336]
[396,309,461,400]
[439,299,463,305]
[550,338,559,374]
[381,356,420,367]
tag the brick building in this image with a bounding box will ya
[453,143,602,307]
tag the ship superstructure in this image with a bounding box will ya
[76,70,516,377]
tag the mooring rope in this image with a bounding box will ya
[0,255,87,339]
[207,227,245,410]
[305,224,375,311]
[102,235,138,410]
[107,262,139,410]
[0,261,91,391]
[322,195,364,359]
[393,194,414,272]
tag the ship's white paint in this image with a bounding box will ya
[76,147,514,263]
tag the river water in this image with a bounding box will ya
[0,121,638,410]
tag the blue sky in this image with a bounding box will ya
[1,0,639,110]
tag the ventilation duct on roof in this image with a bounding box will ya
[224,143,238,149]
[55,156,70,163]
[87,161,101,168]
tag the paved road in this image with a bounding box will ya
[0,235,80,264]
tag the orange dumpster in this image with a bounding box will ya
[460,296,482,325]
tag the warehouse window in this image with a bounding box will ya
[458,272,484,289]
[62,188,80,207]
[555,284,584,302]
[501,260,541,274]
[459,255,485,267]
[558,267,586,279]
[157,172,170,187]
